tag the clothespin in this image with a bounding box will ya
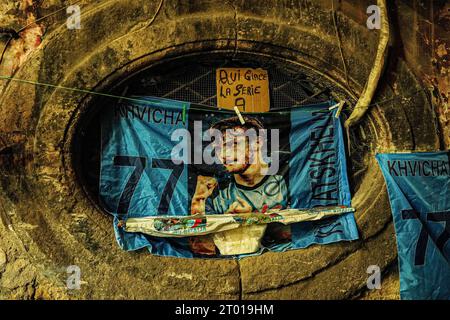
[234,106,245,125]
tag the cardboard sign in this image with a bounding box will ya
[216,68,270,112]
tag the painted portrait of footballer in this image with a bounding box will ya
[189,116,290,254]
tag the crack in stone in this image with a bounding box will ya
[388,81,416,150]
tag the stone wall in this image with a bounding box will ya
[0,0,447,299]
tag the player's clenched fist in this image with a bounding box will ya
[226,196,252,214]
[191,176,218,214]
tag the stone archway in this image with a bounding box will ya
[0,0,443,299]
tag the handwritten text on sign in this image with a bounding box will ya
[216,68,270,112]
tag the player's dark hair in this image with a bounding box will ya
[211,116,264,133]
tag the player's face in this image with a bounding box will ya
[218,127,254,173]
